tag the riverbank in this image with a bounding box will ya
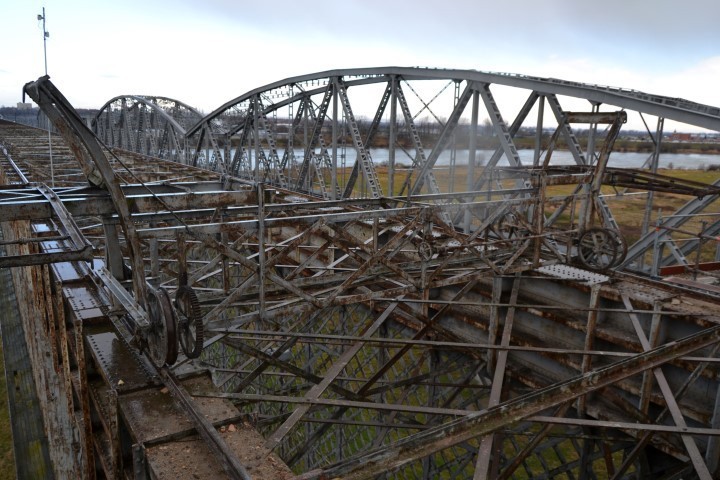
[269,133,720,155]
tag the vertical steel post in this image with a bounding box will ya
[103,220,125,282]
[253,96,261,182]
[533,95,544,167]
[303,101,309,192]
[39,7,54,187]
[258,183,266,320]
[586,103,599,166]
[149,234,159,280]
[578,284,601,415]
[465,90,479,233]
[448,81,460,194]
[652,214,663,277]
[641,118,665,238]
[486,276,503,373]
[221,211,230,293]
[331,85,338,200]
[388,76,397,196]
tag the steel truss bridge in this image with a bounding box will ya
[0,68,719,479]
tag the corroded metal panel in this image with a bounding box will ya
[0,234,53,479]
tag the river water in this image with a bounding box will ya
[364,148,720,170]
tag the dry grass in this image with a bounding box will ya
[365,165,720,248]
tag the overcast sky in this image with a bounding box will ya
[2,0,720,130]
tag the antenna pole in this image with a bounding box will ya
[39,7,54,186]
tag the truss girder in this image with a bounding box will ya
[87,69,720,267]
[622,181,720,268]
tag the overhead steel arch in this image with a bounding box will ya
[93,95,203,163]
[184,67,720,200]
[190,67,720,135]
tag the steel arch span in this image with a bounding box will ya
[94,94,203,163]
[185,67,720,192]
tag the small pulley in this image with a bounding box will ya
[577,228,626,271]
[418,241,434,261]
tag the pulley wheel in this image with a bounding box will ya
[418,241,434,261]
[146,286,178,367]
[577,228,619,271]
[175,285,204,359]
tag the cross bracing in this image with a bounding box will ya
[0,70,718,478]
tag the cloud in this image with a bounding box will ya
[1,0,718,130]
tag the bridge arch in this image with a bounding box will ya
[184,67,720,199]
[94,95,203,163]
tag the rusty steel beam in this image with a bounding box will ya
[623,295,714,479]
[23,76,148,305]
[157,368,252,480]
[565,112,627,124]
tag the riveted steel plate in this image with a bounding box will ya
[536,264,609,286]
[87,377,118,441]
[51,261,86,283]
[63,285,107,322]
[85,327,153,392]
[614,280,675,304]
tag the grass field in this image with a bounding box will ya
[367,164,720,260]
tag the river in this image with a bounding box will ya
[363,148,720,170]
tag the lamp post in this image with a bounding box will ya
[37,7,54,187]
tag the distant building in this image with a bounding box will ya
[16,102,33,110]
[670,132,693,142]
